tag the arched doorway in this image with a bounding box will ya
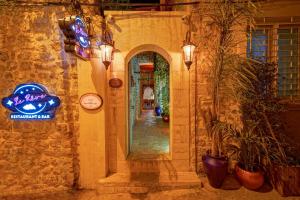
[128,51,170,159]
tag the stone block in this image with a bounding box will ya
[0,5,78,195]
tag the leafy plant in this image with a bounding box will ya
[227,59,288,171]
[228,122,261,171]
[198,0,258,157]
[154,54,169,110]
[228,120,286,172]
[161,94,169,116]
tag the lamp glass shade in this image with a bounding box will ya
[100,43,113,68]
[182,43,196,68]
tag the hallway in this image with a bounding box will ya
[129,110,169,160]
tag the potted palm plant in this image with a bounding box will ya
[229,60,288,190]
[198,0,258,188]
[227,123,265,190]
[265,81,300,197]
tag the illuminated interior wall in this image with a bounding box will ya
[128,57,140,150]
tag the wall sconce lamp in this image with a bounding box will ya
[182,30,196,70]
[99,17,114,70]
[182,14,196,70]
[100,42,114,70]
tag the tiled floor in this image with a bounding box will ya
[129,110,169,160]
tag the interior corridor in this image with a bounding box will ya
[129,110,169,160]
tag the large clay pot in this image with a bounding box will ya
[235,164,264,190]
[202,154,228,188]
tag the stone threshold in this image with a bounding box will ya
[126,153,171,161]
[97,172,202,194]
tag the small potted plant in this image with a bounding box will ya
[227,123,265,190]
[161,111,169,122]
[201,112,231,188]
[154,98,162,116]
[229,59,290,190]
[154,104,162,116]
[161,95,169,122]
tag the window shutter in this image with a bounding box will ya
[277,28,299,97]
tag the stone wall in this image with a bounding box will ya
[191,14,244,173]
[129,57,140,153]
[0,5,79,195]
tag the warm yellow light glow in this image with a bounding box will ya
[182,43,196,70]
[100,44,113,69]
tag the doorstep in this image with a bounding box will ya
[97,172,202,194]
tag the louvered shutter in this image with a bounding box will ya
[277,28,299,97]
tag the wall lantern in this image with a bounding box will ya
[100,17,114,70]
[100,42,114,69]
[182,15,196,70]
[182,30,196,70]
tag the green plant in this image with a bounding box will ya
[228,123,260,171]
[226,59,287,172]
[232,60,286,161]
[229,59,299,194]
[198,0,258,157]
[161,94,169,116]
[228,121,284,172]
[154,54,169,110]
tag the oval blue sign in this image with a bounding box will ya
[1,83,60,120]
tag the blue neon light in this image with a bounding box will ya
[1,83,60,120]
[73,16,90,48]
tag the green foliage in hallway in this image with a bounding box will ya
[154,54,169,115]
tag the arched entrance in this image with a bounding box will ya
[78,12,199,188]
[128,51,170,159]
[125,44,173,160]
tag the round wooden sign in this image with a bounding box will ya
[109,78,123,88]
[79,93,103,110]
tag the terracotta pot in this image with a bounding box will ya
[162,114,169,122]
[202,153,228,188]
[235,164,264,190]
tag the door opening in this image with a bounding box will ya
[128,51,170,159]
